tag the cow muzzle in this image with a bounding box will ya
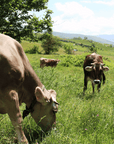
[94,79,101,84]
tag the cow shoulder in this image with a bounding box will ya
[0,34,27,83]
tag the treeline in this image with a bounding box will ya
[60,39,93,48]
[60,39,97,54]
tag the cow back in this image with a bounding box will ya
[0,34,29,88]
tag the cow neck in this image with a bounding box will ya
[23,68,43,107]
[23,97,37,119]
[23,75,45,119]
[22,85,45,119]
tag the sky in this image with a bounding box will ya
[34,0,114,36]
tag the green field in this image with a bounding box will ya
[0,38,114,144]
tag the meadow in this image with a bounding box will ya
[0,38,114,144]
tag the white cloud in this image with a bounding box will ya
[52,2,114,35]
[55,2,94,18]
[81,0,92,3]
[82,0,114,6]
[94,0,114,5]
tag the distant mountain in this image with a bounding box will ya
[53,32,114,45]
[97,35,114,43]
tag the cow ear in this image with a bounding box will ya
[99,56,102,61]
[85,66,93,72]
[35,87,46,105]
[103,66,109,72]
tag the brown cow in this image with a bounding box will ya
[40,58,60,68]
[83,53,109,93]
[0,34,59,143]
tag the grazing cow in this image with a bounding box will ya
[40,58,60,68]
[83,53,109,93]
[0,34,59,143]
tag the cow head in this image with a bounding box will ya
[57,59,60,63]
[85,63,109,84]
[31,86,59,131]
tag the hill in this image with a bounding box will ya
[53,31,114,45]
[97,34,114,42]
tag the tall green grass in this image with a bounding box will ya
[0,39,114,143]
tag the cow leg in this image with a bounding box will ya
[83,76,88,94]
[97,83,101,92]
[4,90,28,144]
[103,73,106,84]
[92,82,95,93]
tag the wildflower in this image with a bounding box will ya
[85,128,87,130]
[97,114,99,117]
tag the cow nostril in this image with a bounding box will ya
[53,110,57,114]
[94,80,100,84]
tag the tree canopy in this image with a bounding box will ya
[42,33,61,54]
[0,0,53,42]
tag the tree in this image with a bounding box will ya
[84,36,88,40]
[0,0,53,42]
[89,43,97,53]
[77,37,82,40]
[63,44,74,54]
[41,33,61,54]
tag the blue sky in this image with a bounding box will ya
[33,0,114,35]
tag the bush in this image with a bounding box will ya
[59,54,114,69]
[63,44,74,54]
[59,54,88,67]
[89,44,97,53]
[25,45,39,54]
[103,57,114,69]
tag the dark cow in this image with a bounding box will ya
[0,34,59,143]
[40,58,60,68]
[83,53,109,93]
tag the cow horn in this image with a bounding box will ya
[52,96,59,105]
[54,101,59,105]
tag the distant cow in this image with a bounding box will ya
[0,34,59,143]
[40,58,60,68]
[83,53,109,93]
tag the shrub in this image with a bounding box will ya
[84,36,88,40]
[25,45,39,54]
[63,44,74,54]
[59,54,113,68]
[89,44,97,53]
[103,57,114,69]
[59,54,114,69]
[59,54,88,67]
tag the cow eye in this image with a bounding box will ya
[46,99,50,103]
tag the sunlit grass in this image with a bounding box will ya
[0,39,114,143]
